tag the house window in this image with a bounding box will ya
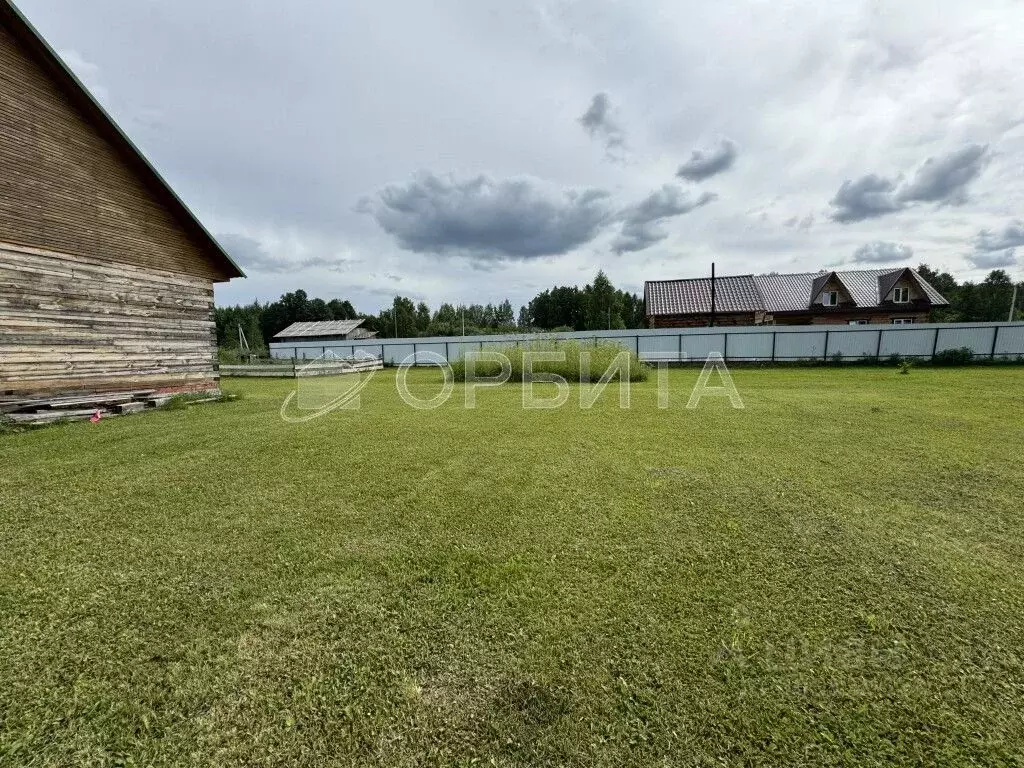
[893,286,910,303]
[892,318,915,325]
[848,320,868,325]
[822,291,838,306]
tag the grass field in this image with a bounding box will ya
[2,367,1024,766]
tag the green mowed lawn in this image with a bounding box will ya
[2,367,1023,766]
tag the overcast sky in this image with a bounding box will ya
[22,0,1024,311]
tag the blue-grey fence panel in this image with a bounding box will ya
[723,332,774,360]
[827,330,879,359]
[995,325,1024,357]
[323,345,355,359]
[591,335,639,354]
[445,341,474,361]
[935,325,995,355]
[481,340,516,352]
[638,334,680,360]
[775,330,827,360]
[680,332,727,360]
[413,342,447,363]
[384,344,415,365]
[880,328,932,358]
[353,343,386,360]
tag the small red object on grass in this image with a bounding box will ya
[90,410,102,424]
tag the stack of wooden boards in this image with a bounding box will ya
[220,356,384,378]
[0,389,220,426]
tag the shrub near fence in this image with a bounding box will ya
[449,340,648,383]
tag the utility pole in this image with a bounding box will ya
[236,325,250,360]
[462,307,466,337]
[1009,284,1019,322]
[710,262,717,327]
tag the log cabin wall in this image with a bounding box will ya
[0,6,242,397]
[0,243,217,395]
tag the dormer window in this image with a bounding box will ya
[893,286,910,303]
[822,291,838,306]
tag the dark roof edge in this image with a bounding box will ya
[644,274,756,285]
[0,0,245,281]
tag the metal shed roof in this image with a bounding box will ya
[274,320,365,339]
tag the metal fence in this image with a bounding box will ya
[268,322,1024,365]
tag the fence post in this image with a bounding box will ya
[413,342,418,367]
[771,330,776,362]
[931,327,940,360]
[445,341,450,362]
[678,332,683,362]
[723,331,729,361]
[823,330,830,361]
[991,325,1000,360]
[875,329,883,359]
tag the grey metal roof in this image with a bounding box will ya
[645,275,764,315]
[274,320,365,338]
[647,266,949,316]
[755,268,950,313]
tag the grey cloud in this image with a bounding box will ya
[579,92,626,156]
[973,220,1024,251]
[968,249,1017,269]
[896,144,989,205]
[358,172,613,260]
[219,233,356,274]
[612,185,716,254]
[828,174,902,222]
[830,145,991,223]
[784,213,815,230]
[851,241,913,264]
[676,139,737,181]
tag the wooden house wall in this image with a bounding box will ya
[0,17,234,397]
[0,243,217,395]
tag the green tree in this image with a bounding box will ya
[415,301,431,335]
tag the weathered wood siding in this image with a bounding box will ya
[0,243,217,395]
[0,23,230,282]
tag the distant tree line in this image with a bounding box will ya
[215,266,1022,355]
[215,270,643,353]
[915,267,1021,323]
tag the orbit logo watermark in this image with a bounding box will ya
[280,349,743,422]
[279,349,382,423]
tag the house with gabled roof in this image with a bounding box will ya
[0,0,244,398]
[644,267,949,328]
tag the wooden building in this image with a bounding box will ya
[645,267,949,328]
[273,320,378,344]
[0,0,243,399]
